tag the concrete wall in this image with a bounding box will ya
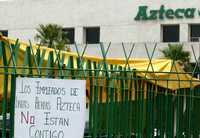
[0,0,200,43]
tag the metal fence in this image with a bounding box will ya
[1,38,200,138]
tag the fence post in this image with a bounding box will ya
[1,41,8,138]
[9,74,16,138]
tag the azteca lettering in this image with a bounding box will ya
[135,5,196,21]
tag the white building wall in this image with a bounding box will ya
[180,24,189,42]
[0,0,200,43]
[75,27,84,44]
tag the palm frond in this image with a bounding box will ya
[35,23,71,51]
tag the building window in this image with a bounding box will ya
[190,24,200,42]
[62,28,75,44]
[162,25,179,42]
[85,27,100,44]
[0,30,8,37]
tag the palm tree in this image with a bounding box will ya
[162,44,190,63]
[161,44,192,71]
[35,24,70,51]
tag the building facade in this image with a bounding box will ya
[1,0,200,60]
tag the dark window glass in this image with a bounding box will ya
[85,27,100,44]
[0,30,8,37]
[62,28,75,44]
[190,24,200,42]
[162,25,179,42]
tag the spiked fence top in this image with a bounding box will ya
[0,36,199,100]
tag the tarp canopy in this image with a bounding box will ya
[0,36,200,101]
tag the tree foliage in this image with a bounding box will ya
[161,44,192,71]
[162,44,190,63]
[35,24,70,51]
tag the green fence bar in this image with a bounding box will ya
[1,41,8,138]
[9,74,16,138]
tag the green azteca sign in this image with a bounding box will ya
[135,5,196,20]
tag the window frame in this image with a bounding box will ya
[161,24,180,42]
[84,27,100,44]
[0,30,8,37]
[189,24,200,42]
[62,28,75,44]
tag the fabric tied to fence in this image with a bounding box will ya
[0,36,199,100]
[1,36,200,138]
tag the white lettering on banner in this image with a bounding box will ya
[14,78,86,138]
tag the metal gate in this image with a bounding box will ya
[0,37,200,138]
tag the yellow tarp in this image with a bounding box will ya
[0,36,200,101]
